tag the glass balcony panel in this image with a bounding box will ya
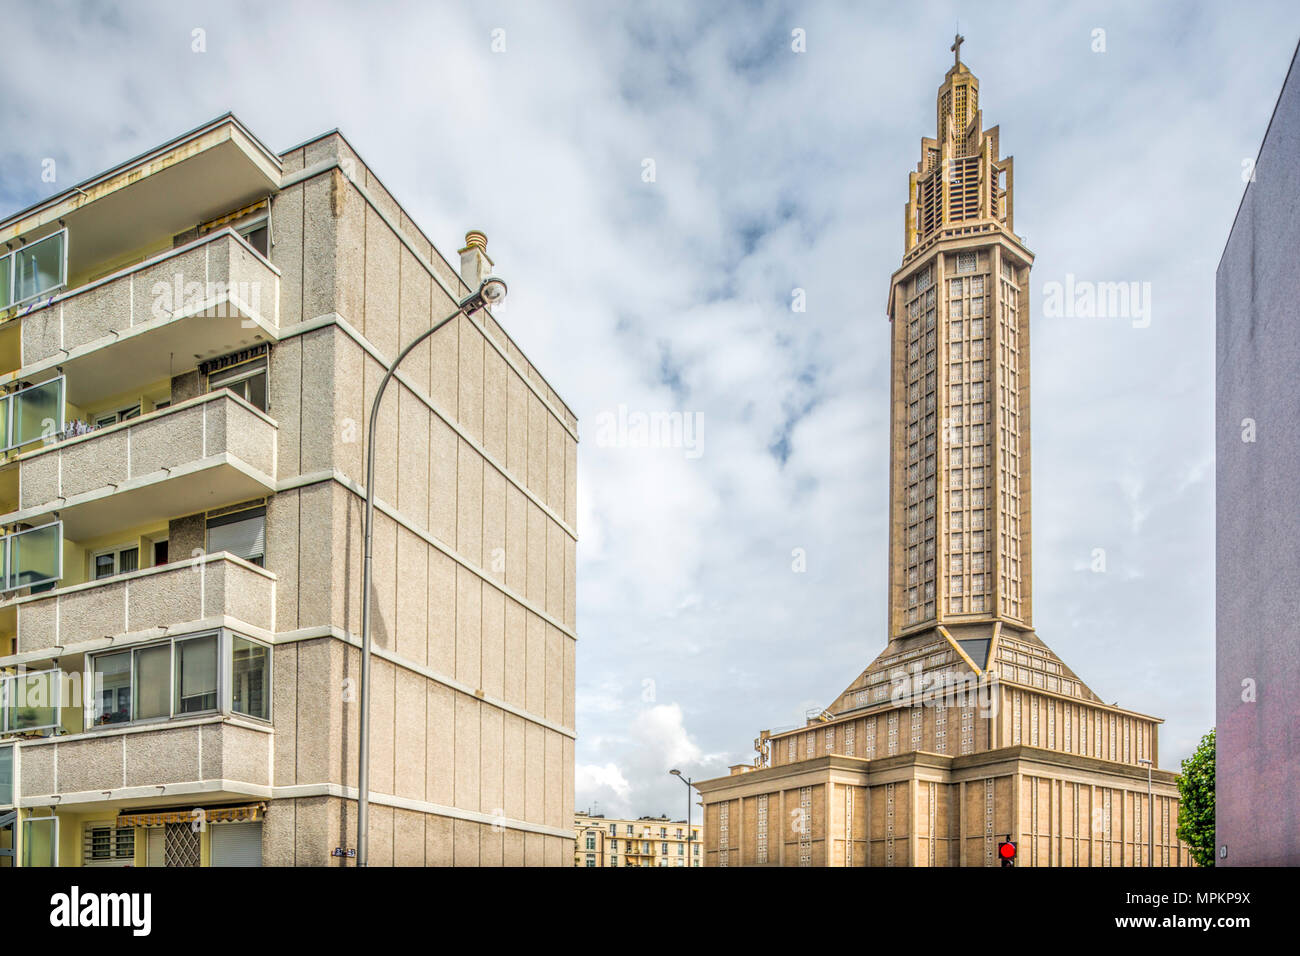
[5,522,61,591]
[2,670,60,733]
[21,817,56,866]
[0,744,11,805]
[12,232,66,305]
[0,252,10,311]
[11,376,64,448]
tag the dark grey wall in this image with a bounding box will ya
[1216,39,1300,867]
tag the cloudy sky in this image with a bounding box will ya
[4,0,1296,822]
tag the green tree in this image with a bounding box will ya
[1176,728,1215,867]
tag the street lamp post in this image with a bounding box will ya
[357,277,507,867]
[1138,757,1154,866]
[669,769,694,866]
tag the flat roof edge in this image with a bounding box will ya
[0,112,283,234]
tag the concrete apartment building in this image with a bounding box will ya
[0,114,577,867]
[695,43,1191,867]
[1217,38,1300,867]
[574,812,701,867]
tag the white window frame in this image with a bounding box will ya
[227,632,271,723]
[205,506,266,567]
[92,403,140,429]
[207,357,267,410]
[173,633,220,716]
[84,628,270,731]
[236,215,271,259]
[90,543,140,581]
[1,228,69,311]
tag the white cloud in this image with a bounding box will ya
[4,0,1285,812]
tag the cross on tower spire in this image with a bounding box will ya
[951,32,965,66]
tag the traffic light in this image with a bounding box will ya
[998,839,1017,867]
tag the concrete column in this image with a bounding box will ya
[736,795,745,866]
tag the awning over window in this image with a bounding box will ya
[117,803,265,827]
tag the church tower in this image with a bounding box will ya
[694,40,1191,868]
[887,36,1034,641]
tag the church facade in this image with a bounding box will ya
[694,42,1192,867]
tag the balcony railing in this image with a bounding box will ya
[4,229,279,408]
[10,552,275,656]
[2,390,276,539]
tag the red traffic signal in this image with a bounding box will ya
[998,840,1017,866]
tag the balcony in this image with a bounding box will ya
[1,390,276,539]
[8,553,274,657]
[5,229,278,408]
[13,717,272,807]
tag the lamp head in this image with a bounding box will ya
[479,275,507,307]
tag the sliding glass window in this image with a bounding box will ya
[175,635,217,714]
[85,631,268,729]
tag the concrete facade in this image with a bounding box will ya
[695,47,1191,867]
[1216,39,1300,867]
[0,114,576,866]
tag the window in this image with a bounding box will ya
[0,229,67,310]
[93,404,140,429]
[661,842,668,854]
[207,507,266,566]
[231,636,270,720]
[585,835,596,850]
[585,855,596,867]
[89,630,256,728]
[83,825,134,867]
[208,357,267,412]
[238,218,270,259]
[134,643,171,720]
[175,635,218,714]
[92,545,139,580]
[0,745,11,806]
[93,652,133,725]
[956,251,977,274]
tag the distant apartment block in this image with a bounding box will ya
[574,812,701,867]
[0,114,577,867]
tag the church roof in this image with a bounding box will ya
[825,625,1104,719]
